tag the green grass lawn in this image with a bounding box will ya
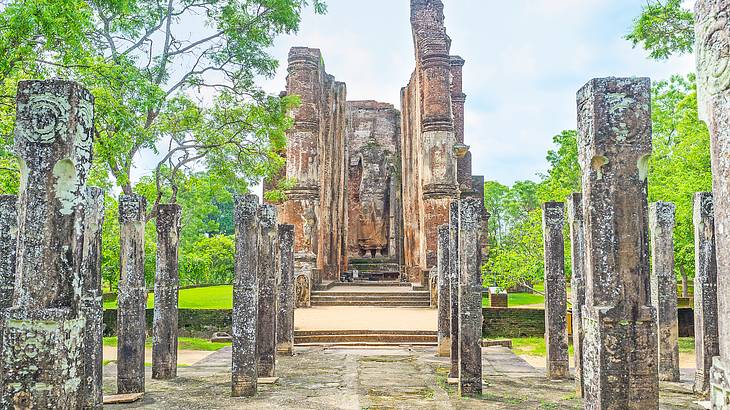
[104,285,233,310]
[482,292,545,308]
[103,336,230,351]
[502,337,695,357]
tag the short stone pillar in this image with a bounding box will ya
[577,77,658,408]
[649,201,680,382]
[276,224,295,356]
[232,195,259,397]
[0,195,16,310]
[448,201,460,378]
[436,224,450,357]
[1,80,95,408]
[566,193,586,397]
[80,187,105,409]
[542,201,568,380]
[457,197,483,397]
[692,192,718,395]
[152,204,182,380]
[117,194,148,394]
[695,2,730,405]
[257,205,278,378]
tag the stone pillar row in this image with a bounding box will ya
[542,201,568,380]
[231,195,295,397]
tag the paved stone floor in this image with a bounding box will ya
[103,346,702,409]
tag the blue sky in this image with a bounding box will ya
[257,0,696,186]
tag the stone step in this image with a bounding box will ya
[293,329,437,345]
[311,291,429,297]
[310,300,431,307]
[294,330,436,336]
[334,281,411,287]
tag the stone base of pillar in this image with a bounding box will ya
[294,253,315,308]
[437,337,451,357]
[582,306,658,408]
[276,343,293,356]
[1,311,84,408]
[711,357,730,408]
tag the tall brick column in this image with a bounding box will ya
[692,192,719,395]
[450,56,471,193]
[257,205,278,377]
[566,193,586,396]
[277,224,295,356]
[648,202,680,382]
[457,197,483,397]
[80,187,105,409]
[412,0,458,271]
[448,201,460,378]
[695,2,730,404]
[542,201,568,380]
[1,80,94,408]
[232,195,259,397]
[117,194,148,394]
[577,77,658,408]
[436,224,450,357]
[152,204,182,380]
[280,47,321,284]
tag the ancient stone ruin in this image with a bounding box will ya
[541,201,568,380]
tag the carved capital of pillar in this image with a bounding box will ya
[423,183,459,200]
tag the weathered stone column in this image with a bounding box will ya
[448,201,460,378]
[152,204,182,380]
[577,77,658,408]
[232,195,259,397]
[1,80,94,408]
[692,192,718,395]
[80,187,104,409]
[0,195,16,310]
[257,205,278,378]
[566,193,585,397]
[276,224,295,356]
[695,3,730,405]
[458,197,483,397]
[648,201,680,382]
[542,201,568,380]
[436,224,450,357]
[117,194,148,394]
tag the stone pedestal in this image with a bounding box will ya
[542,201,568,380]
[232,195,259,397]
[695,3,730,406]
[1,80,94,408]
[436,224,450,357]
[152,204,182,380]
[577,77,658,408]
[80,187,105,409]
[448,201,460,379]
[257,205,278,378]
[457,197,483,397]
[649,201,680,382]
[566,193,585,396]
[117,194,147,394]
[277,224,295,356]
[692,192,719,395]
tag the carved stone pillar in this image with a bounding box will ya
[232,195,259,397]
[257,205,278,378]
[566,193,586,397]
[577,77,658,408]
[542,201,568,380]
[694,2,730,405]
[277,224,295,356]
[1,80,94,408]
[152,204,182,380]
[448,201,459,379]
[0,195,16,311]
[436,225,450,357]
[692,192,719,395]
[648,201,680,382]
[117,194,147,394]
[80,187,104,409]
[457,197,483,397]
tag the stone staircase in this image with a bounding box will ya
[311,282,431,307]
[293,329,437,346]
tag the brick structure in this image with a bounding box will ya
[577,77,658,408]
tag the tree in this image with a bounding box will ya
[625,0,695,60]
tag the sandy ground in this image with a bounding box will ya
[102,347,213,366]
[294,306,438,331]
[521,351,697,370]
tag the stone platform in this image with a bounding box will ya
[310,283,431,307]
[102,346,701,409]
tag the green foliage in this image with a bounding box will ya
[625,0,695,60]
